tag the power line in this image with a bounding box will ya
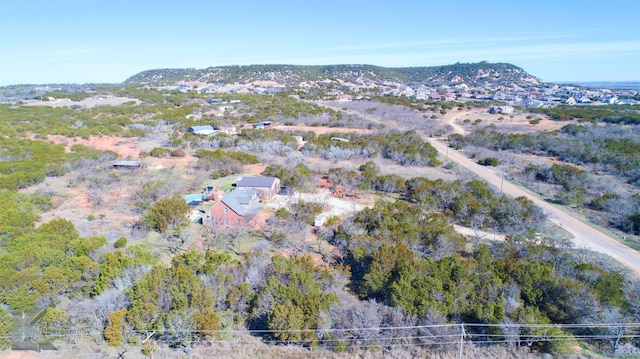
[7,321,638,352]
[6,321,639,337]
[6,322,637,341]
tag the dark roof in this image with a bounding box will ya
[186,199,203,206]
[221,188,264,218]
[252,121,272,128]
[279,187,295,195]
[236,176,278,188]
[113,160,141,167]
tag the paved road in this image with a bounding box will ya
[427,138,640,277]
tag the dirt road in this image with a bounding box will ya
[318,104,640,276]
[427,137,640,277]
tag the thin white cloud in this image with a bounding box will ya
[321,34,576,52]
[42,46,107,63]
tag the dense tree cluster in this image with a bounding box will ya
[326,161,405,193]
[143,198,191,234]
[328,199,637,354]
[523,163,588,206]
[0,139,118,190]
[534,105,640,125]
[193,148,259,179]
[0,198,100,312]
[262,163,314,190]
[302,131,441,166]
[0,103,145,138]
[325,164,544,238]
[235,92,329,122]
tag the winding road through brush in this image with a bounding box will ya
[322,102,640,277]
[427,137,640,277]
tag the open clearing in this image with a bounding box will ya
[18,96,140,108]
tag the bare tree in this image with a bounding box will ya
[207,220,250,255]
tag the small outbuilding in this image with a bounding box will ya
[113,160,141,169]
[314,214,328,227]
[187,125,216,135]
[252,121,272,129]
[184,193,205,206]
[330,137,349,143]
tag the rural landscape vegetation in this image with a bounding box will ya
[0,63,639,358]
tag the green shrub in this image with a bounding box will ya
[275,207,292,220]
[114,237,127,248]
[145,198,190,233]
[149,147,171,158]
[170,149,186,157]
[478,157,500,167]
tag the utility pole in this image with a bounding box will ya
[142,331,155,359]
[458,324,466,359]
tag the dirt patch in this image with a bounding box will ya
[274,124,372,135]
[21,135,204,241]
[453,224,506,242]
[47,135,144,159]
[25,172,140,240]
[242,164,267,176]
[441,108,566,136]
[47,134,198,173]
[19,96,140,109]
[266,188,374,218]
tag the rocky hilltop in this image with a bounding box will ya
[124,62,541,88]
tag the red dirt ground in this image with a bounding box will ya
[26,135,199,236]
[47,135,142,158]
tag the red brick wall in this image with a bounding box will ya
[210,202,245,227]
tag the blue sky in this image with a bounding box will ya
[1,0,639,85]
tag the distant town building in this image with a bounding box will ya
[489,106,514,115]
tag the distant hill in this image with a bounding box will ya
[124,62,542,88]
[559,81,640,91]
